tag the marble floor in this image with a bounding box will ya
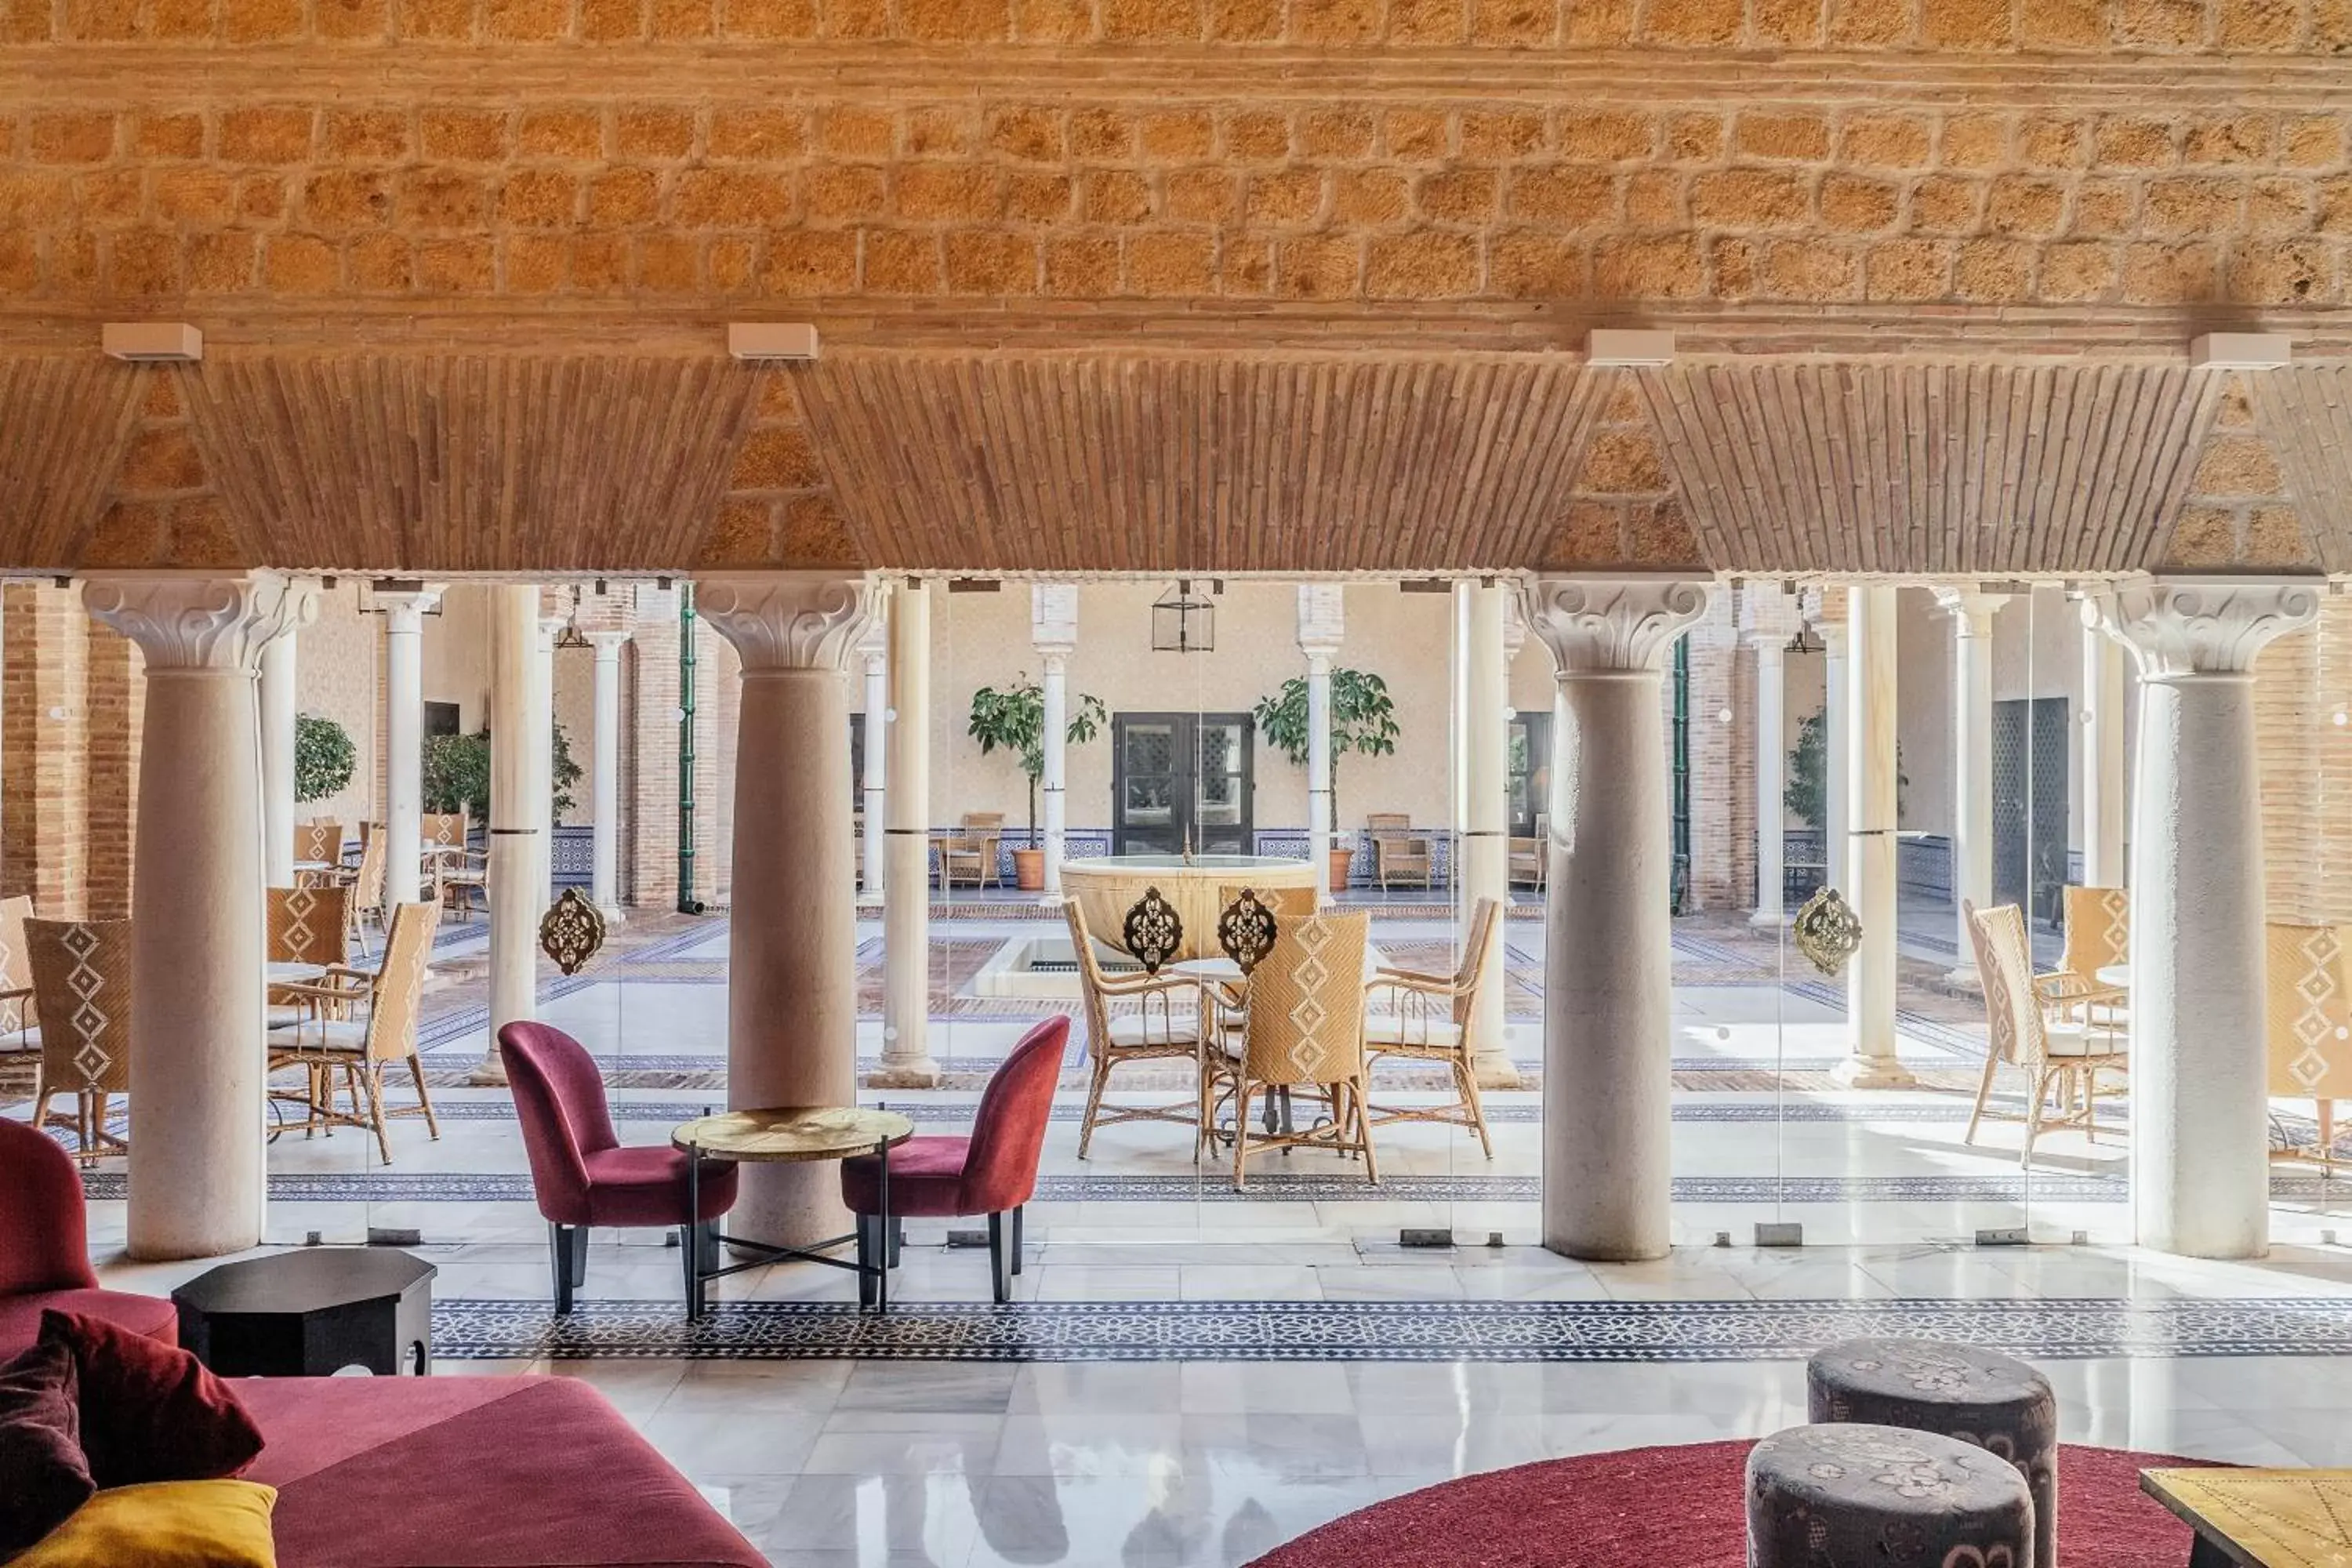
[38,905,2352,1566]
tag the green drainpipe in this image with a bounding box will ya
[1671,632,1691,916]
[677,584,704,915]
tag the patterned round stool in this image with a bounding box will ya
[1808,1338,2058,1568]
[1747,1425,2034,1568]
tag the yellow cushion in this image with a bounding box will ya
[14,1480,277,1568]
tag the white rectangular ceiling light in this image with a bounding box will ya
[1587,328,1676,367]
[101,322,203,361]
[2190,332,2292,369]
[728,322,821,361]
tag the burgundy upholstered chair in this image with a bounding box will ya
[842,1016,1068,1304]
[497,1021,739,1316]
[0,1114,177,1355]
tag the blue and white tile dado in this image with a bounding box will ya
[430,1295,2352,1363]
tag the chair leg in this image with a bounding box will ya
[1455,1055,1494,1160]
[363,1064,394,1166]
[1231,1081,1253,1192]
[887,1214,903,1269]
[1076,1054,1113,1160]
[407,1053,441,1139]
[988,1210,1011,1304]
[1011,1204,1024,1274]
[2021,1065,2053,1168]
[855,1214,880,1309]
[1354,1080,1381,1185]
[678,1223,698,1308]
[550,1223,575,1315]
[1963,1045,2002,1146]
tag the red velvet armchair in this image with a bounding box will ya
[842,1016,1067,1304]
[497,1022,739,1316]
[0,1115,177,1354]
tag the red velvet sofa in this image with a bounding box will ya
[239,1375,765,1568]
[0,1116,180,1354]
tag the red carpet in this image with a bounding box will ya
[1251,1440,2211,1568]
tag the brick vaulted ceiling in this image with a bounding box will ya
[4,1,2352,576]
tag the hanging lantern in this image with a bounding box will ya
[1152,579,1218,653]
[1785,624,1825,656]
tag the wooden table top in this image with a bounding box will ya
[671,1105,914,1163]
[2142,1468,2352,1568]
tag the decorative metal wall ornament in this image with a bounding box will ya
[539,887,608,976]
[1151,579,1219,653]
[1217,889,1279,976]
[1792,886,1864,977]
[1123,887,1183,974]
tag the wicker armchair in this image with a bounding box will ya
[0,895,38,1054]
[2040,884,2129,1025]
[425,811,488,917]
[24,919,132,1165]
[292,820,343,884]
[939,813,1006,892]
[1963,898,2127,1166]
[2267,921,2352,1174]
[267,901,441,1164]
[1508,813,1548,891]
[1366,813,1432,891]
[1065,897,1200,1157]
[1198,908,1377,1189]
[321,822,389,956]
[1362,895,1501,1158]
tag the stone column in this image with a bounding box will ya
[480,585,542,1085]
[858,606,887,899]
[259,619,299,888]
[2081,598,2129,887]
[1033,584,1078,895]
[2095,580,2317,1258]
[1524,576,1715,1261]
[1459,580,1515,1089]
[881,577,938,1087]
[697,574,877,1246]
[1298,586,1345,884]
[585,631,629,918]
[1933,587,2009,989]
[535,612,564,903]
[1750,635,1787,926]
[376,585,443,908]
[1820,621,1849,893]
[1836,585,1910,1088]
[85,572,313,1259]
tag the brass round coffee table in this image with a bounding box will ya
[672,1105,914,1319]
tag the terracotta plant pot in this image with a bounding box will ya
[1012,847,1047,891]
[1328,846,1353,894]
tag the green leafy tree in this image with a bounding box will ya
[421,724,584,821]
[1253,668,1400,827]
[1785,710,1908,829]
[293,713,357,803]
[966,677,1108,844]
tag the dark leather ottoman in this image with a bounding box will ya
[1748,1424,2034,1568]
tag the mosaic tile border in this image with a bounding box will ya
[430,1295,2352,1363]
[85,1170,2352,1205]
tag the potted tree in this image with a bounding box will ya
[294,713,357,805]
[1254,669,1400,892]
[967,677,1108,891]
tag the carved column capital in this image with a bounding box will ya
[375,583,445,637]
[695,572,877,673]
[2090,578,2320,681]
[83,572,314,672]
[1032,582,1078,658]
[1930,585,2010,640]
[1296,583,1345,660]
[583,630,630,658]
[1522,576,1715,676]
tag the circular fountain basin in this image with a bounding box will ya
[1060,853,1318,962]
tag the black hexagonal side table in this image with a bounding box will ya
[172,1248,437,1377]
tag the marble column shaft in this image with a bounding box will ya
[882,578,938,1086]
[1838,585,1910,1088]
[697,573,877,1246]
[484,585,541,1080]
[1461,581,1515,1089]
[1934,587,2007,989]
[259,628,298,888]
[1750,638,1786,926]
[377,587,442,909]
[586,631,628,916]
[859,612,887,899]
[2081,602,2130,888]
[1524,576,1713,1261]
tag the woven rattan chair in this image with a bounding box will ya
[2266,921,2352,1174]
[2042,884,2129,1025]
[1066,897,1200,1157]
[425,811,488,918]
[1366,814,1432,892]
[940,813,1006,893]
[292,820,343,884]
[1963,898,2127,1166]
[1363,895,1501,1158]
[24,919,132,1166]
[322,822,389,956]
[1198,908,1377,1189]
[0,895,38,1054]
[266,884,353,1118]
[268,901,441,1164]
[1508,813,1548,891]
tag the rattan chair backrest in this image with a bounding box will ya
[350,825,387,913]
[294,821,342,866]
[0,894,34,1035]
[2266,920,2352,1100]
[1453,896,1505,1025]
[1062,898,1121,1046]
[25,918,132,1094]
[365,902,440,1062]
[267,884,350,967]
[2059,884,2129,984]
[423,811,468,849]
[1242,909,1369,1086]
[1965,899,2045,1069]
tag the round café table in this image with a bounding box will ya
[672,1105,913,1319]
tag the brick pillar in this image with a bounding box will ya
[2,583,91,917]
[84,624,142,921]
